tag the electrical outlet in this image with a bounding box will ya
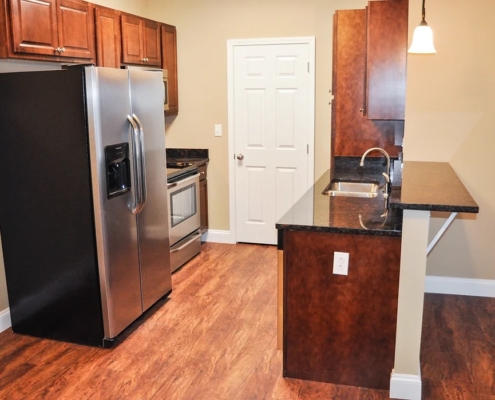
[214,124,222,137]
[333,252,349,275]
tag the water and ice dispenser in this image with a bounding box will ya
[105,143,131,199]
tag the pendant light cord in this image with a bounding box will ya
[421,0,427,26]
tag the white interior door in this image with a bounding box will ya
[232,40,314,245]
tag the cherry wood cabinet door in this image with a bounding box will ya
[94,5,121,68]
[9,0,59,56]
[142,19,160,67]
[121,14,143,64]
[332,9,401,157]
[161,23,178,115]
[199,178,208,232]
[121,14,161,67]
[57,0,95,60]
[366,0,408,120]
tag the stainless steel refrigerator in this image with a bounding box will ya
[0,66,172,347]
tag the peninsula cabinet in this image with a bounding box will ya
[283,229,401,390]
[0,0,95,62]
[94,5,120,68]
[161,23,178,116]
[121,13,161,67]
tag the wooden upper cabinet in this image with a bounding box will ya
[94,5,121,68]
[7,0,95,60]
[121,13,161,67]
[161,23,178,116]
[366,0,408,120]
[57,0,95,59]
[332,8,403,157]
[9,0,58,56]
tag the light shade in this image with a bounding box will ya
[408,23,436,54]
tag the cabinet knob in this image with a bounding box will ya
[236,154,244,160]
[56,47,62,53]
[359,108,364,112]
[61,47,65,53]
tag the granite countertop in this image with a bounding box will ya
[166,148,209,167]
[276,168,403,237]
[276,160,479,238]
[165,148,209,181]
[389,161,479,213]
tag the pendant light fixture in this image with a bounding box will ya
[408,0,436,54]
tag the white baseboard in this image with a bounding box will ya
[425,276,495,298]
[0,308,11,333]
[390,370,422,400]
[202,229,236,244]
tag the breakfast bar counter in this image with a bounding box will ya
[276,161,479,399]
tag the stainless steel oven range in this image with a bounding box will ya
[167,166,201,272]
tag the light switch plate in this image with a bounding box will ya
[333,251,349,275]
[215,124,222,137]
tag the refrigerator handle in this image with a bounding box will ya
[132,114,147,213]
[127,115,143,214]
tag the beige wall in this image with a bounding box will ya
[150,0,368,230]
[405,0,495,279]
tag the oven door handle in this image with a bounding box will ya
[127,115,142,215]
[170,232,202,253]
[170,173,200,187]
[167,182,178,190]
[132,114,147,213]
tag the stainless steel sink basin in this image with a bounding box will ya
[323,180,380,198]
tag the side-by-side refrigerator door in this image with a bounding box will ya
[85,67,143,339]
[128,68,172,310]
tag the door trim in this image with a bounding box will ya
[227,37,316,243]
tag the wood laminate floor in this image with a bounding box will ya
[0,243,494,399]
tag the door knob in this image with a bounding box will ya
[236,154,244,160]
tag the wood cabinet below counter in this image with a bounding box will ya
[198,164,208,233]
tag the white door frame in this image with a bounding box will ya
[227,37,315,244]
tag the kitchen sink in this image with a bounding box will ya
[323,180,380,198]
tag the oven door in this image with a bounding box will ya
[167,172,201,247]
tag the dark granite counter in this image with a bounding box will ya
[276,169,403,237]
[165,148,209,181]
[389,161,479,213]
[166,148,209,167]
[276,160,478,238]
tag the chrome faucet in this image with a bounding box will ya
[359,147,391,198]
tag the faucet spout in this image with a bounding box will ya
[359,147,391,197]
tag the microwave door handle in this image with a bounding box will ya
[132,114,147,213]
[127,115,142,214]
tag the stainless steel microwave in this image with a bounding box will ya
[122,65,169,112]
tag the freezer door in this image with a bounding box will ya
[85,67,143,338]
[129,68,172,310]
